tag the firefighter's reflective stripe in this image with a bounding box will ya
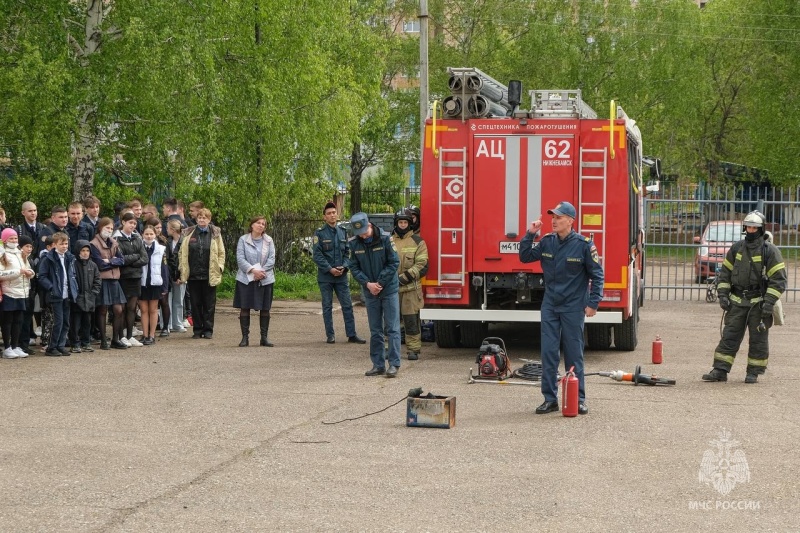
[747,357,768,367]
[729,293,762,305]
[714,352,735,365]
[722,258,734,270]
[766,287,782,298]
[767,262,785,277]
[718,282,731,290]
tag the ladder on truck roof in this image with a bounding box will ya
[578,147,607,266]
[437,147,467,286]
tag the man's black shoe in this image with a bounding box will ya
[58,348,71,356]
[407,351,419,361]
[365,367,385,376]
[578,402,589,415]
[202,333,213,340]
[745,373,759,384]
[326,336,335,344]
[702,368,728,382]
[45,348,61,357]
[535,401,559,414]
[110,340,128,350]
[348,335,366,344]
[386,365,399,378]
[192,333,202,339]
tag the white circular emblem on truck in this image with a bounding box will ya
[446,179,465,199]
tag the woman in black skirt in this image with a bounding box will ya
[89,218,128,350]
[234,215,276,347]
[138,226,168,345]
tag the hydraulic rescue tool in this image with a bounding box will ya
[467,368,539,387]
[585,365,676,386]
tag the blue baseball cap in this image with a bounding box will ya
[350,212,370,235]
[547,201,576,219]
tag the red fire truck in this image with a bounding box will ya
[419,68,645,351]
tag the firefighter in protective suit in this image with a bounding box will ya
[702,211,786,384]
[391,210,428,360]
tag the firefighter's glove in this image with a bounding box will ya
[718,296,731,312]
[399,271,412,286]
[761,303,774,320]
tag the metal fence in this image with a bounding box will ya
[644,183,800,302]
[212,187,421,275]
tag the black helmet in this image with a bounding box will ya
[394,209,412,226]
[406,204,420,232]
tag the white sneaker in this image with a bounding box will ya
[127,337,143,347]
[13,347,28,358]
[119,337,131,347]
[3,347,20,359]
[172,326,187,333]
[182,319,191,328]
[132,326,144,336]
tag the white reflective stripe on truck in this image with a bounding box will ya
[420,309,623,323]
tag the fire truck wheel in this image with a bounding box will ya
[613,301,639,351]
[459,321,488,349]
[434,320,461,348]
[586,324,612,350]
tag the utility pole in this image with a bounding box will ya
[418,0,429,184]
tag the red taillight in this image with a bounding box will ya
[425,286,462,299]
[603,290,622,302]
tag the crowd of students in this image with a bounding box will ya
[0,196,211,358]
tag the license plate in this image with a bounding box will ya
[499,241,519,254]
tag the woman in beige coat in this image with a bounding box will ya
[179,208,225,339]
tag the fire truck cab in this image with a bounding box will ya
[419,68,645,351]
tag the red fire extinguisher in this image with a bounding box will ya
[561,366,579,417]
[652,335,663,365]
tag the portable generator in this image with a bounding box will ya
[474,337,512,380]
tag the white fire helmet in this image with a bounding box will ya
[742,211,765,228]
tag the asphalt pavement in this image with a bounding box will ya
[1,299,798,532]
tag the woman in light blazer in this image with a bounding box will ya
[234,215,275,347]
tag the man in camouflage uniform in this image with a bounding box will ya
[391,210,428,360]
[702,211,786,384]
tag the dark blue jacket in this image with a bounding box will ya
[37,248,79,303]
[519,229,604,310]
[312,223,350,282]
[65,221,94,254]
[347,224,400,295]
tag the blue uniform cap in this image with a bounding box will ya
[350,212,370,235]
[547,201,576,219]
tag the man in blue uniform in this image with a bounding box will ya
[312,202,365,345]
[519,201,604,415]
[347,212,402,377]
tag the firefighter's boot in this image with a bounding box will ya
[238,315,250,347]
[702,368,728,382]
[745,373,758,384]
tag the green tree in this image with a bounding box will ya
[1,1,384,220]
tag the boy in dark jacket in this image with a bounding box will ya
[37,236,55,350]
[69,240,101,353]
[37,232,79,357]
